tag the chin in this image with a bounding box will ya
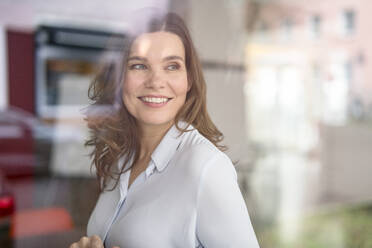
[140,117,174,127]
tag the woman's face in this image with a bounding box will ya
[122,31,189,129]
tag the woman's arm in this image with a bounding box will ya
[196,154,260,248]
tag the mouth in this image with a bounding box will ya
[137,96,173,104]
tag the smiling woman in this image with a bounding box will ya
[70,10,260,248]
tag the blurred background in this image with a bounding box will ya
[0,0,372,247]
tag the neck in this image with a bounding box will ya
[138,121,174,160]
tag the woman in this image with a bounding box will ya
[70,11,260,248]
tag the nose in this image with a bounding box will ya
[144,69,165,89]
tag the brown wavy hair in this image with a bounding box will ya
[85,11,226,191]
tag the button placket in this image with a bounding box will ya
[103,160,157,244]
[102,170,130,243]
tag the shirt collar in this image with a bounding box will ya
[117,120,194,174]
[150,120,194,173]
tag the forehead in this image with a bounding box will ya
[129,31,185,59]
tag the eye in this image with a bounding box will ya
[129,64,147,70]
[166,63,180,71]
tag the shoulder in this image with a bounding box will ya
[177,127,220,161]
[175,127,235,179]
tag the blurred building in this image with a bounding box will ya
[245,0,372,206]
[246,0,372,131]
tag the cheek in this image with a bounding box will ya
[122,75,140,98]
[121,83,130,103]
[122,79,138,112]
[172,74,189,96]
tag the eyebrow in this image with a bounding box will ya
[127,56,147,62]
[163,55,184,62]
[127,55,184,62]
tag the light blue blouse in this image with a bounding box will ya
[87,121,260,248]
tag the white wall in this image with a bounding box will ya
[188,0,247,65]
[187,0,251,165]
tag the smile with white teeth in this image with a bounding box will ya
[140,97,171,103]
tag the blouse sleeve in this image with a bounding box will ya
[196,153,260,248]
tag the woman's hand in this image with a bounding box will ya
[69,235,119,248]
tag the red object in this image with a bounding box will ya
[10,207,74,238]
[0,194,15,218]
[0,108,35,177]
[7,29,35,115]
